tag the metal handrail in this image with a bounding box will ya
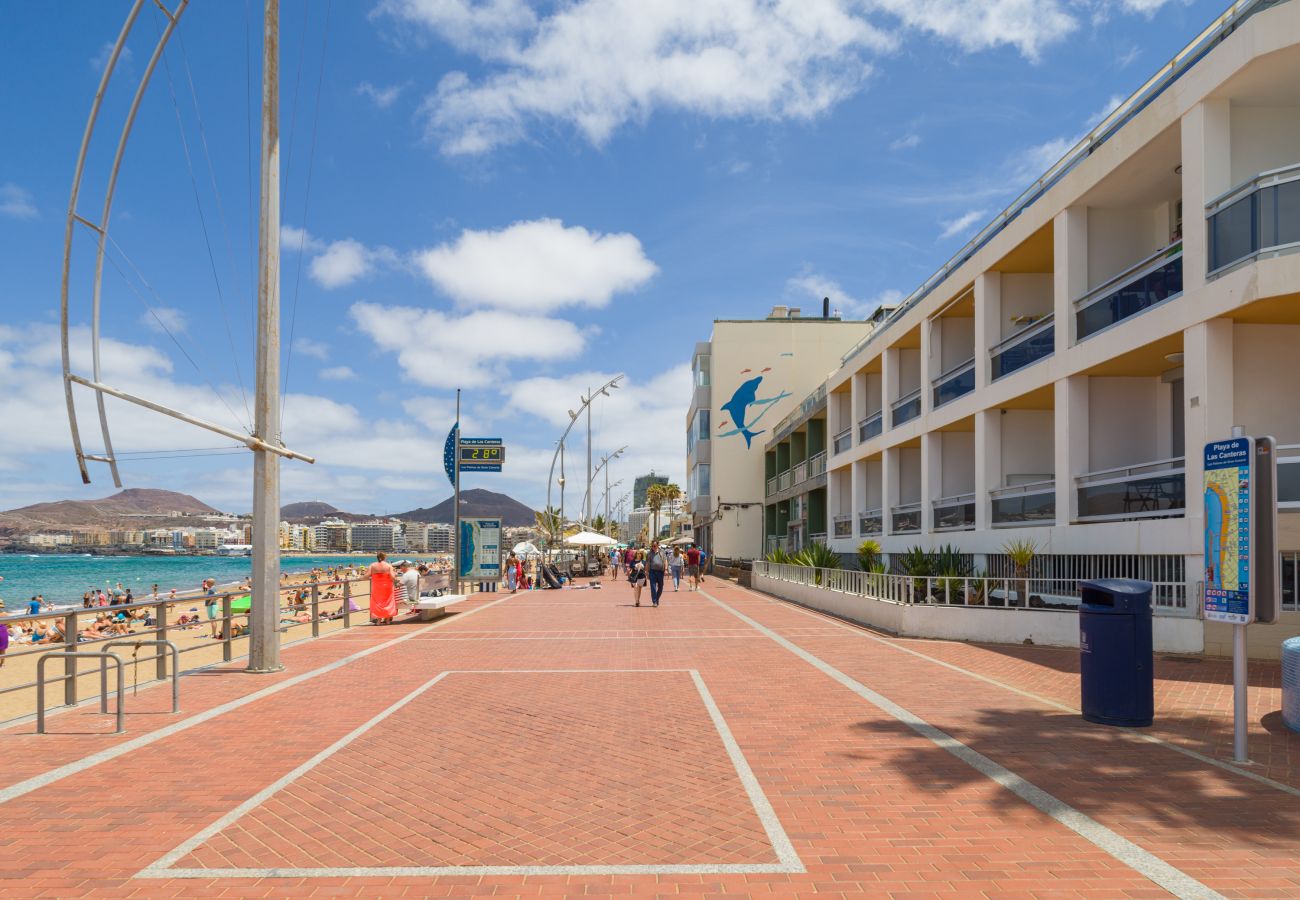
[892,501,923,513]
[1074,242,1183,311]
[1205,160,1300,213]
[989,312,1054,356]
[891,388,922,410]
[1075,456,1185,486]
[860,506,883,517]
[839,0,1273,369]
[933,492,976,506]
[990,479,1056,497]
[38,651,124,735]
[101,639,180,714]
[807,451,828,476]
[860,411,883,427]
[932,357,976,387]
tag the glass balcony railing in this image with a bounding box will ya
[891,389,922,427]
[991,313,1054,380]
[891,501,922,534]
[1207,164,1300,274]
[1075,242,1182,341]
[832,427,852,454]
[990,480,1056,527]
[833,515,853,538]
[1075,457,1185,523]
[932,358,975,408]
[1279,445,1300,509]
[932,493,975,531]
[859,411,883,443]
[858,508,883,535]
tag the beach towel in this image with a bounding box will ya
[370,571,397,619]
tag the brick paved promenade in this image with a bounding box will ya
[1,578,1297,898]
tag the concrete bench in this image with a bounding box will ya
[415,594,467,621]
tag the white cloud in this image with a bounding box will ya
[281,225,399,289]
[140,306,187,334]
[320,365,357,381]
[890,133,921,151]
[870,0,1075,62]
[386,0,894,154]
[281,224,324,254]
[350,301,586,387]
[938,208,987,240]
[0,183,37,220]
[357,81,406,109]
[90,42,132,74]
[293,338,330,360]
[414,219,657,312]
[786,273,902,319]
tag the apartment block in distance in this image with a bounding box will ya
[765,0,1300,657]
[687,304,873,560]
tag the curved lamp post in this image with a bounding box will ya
[580,445,627,525]
[545,374,623,534]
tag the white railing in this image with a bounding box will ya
[808,450,827,478]
[753,561,1190,615]
[778,470,793,492]
[766,476,778,497]
[793,461,809,486]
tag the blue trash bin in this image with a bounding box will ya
[1079,579,1153,727]
[1283,636,1300,734]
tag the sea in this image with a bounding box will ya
[0,553,366,612]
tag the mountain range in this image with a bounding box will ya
[0,488,223,535]
[392,489,537,527]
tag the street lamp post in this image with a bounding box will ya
[544,374,623,539]
[580,445,626,526]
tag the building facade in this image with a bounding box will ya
[687,309,875,560]
[756,0,1300,656]
[632,473,668,509]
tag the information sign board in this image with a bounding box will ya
[1203,437,1254,624]
[458,437,505,472]
[458,517,502,580]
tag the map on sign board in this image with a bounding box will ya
[459,517,502,580]
[1203,437,1253,625]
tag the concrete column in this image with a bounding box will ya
[1053,205,1088,352]
[882,347,898,430]
[1054,375,1089,525]
[921,318,938,414]
[850,458,863,543]
[921,432,940,534]
[851,372,864,426]
[975,408,1001,531]
[975,271,1001,389]
[883,445,898,535]
[1180,98,1231,293]
[1183,318,1234,545]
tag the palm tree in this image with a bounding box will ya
[660,482,682,537]
[534,506,562,548]
[645,483,667,542]
[591,514,608,534]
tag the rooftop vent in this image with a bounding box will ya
[787,306,801,318]
[768,305,788,319]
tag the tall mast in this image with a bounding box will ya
[248,0,282,673]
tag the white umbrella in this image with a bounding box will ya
[669,535,695,546]
[565,530,618,546]
[512,541,541,555]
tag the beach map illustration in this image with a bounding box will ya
[1203,438,1252,624]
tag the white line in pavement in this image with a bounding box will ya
[702,588,1225,900]
[0,593,518,807]
[738,582,1300,799]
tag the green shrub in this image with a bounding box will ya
[856,539,882,572]
[794,542,841,570]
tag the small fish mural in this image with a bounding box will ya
[717,373,791,448]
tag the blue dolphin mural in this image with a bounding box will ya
[718,375,791,448]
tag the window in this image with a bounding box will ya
[694,354,711,387]
[688,409,711,453]
[691,463,711,499]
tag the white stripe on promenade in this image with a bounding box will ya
[0,593,518,806]
[702,588,1225,900]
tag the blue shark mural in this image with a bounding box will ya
[717,374,791,448]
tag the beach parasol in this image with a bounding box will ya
[565,531,618,546]
[669,535,695,546]
[231,594,252,613]
[512,541,541,556]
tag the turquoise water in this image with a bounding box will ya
[0,554,367,612]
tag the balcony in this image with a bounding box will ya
[932,493,976,532]
[1075,457,1185,523]
[1280,444,1300,509]
[859,508,883,535]
[990,480,1056,527]
[833,514,853,538]
[777,470,793,492]
[991,313,1054,381]
[932,359,975,409]
[859,411,883,443]
[832,427,852,455]
[891,388,922,427]
[1075,242,1182,341]
[1207,163,1300,275]
[891,501,922,534]
[765,475,778,498]
[807,450,827,478]
[793,460,808,486]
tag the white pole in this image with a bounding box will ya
[586,388,593,525]
[1231,423,1248,762]
[248,0,282,674]
[453,389,461,596]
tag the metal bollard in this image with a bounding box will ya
[311,584,320,638]
[343,580,352,629]
[38,651,124,735]
[155,601,169,680]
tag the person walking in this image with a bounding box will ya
[646,541,668,608]
[629,549,647,607]
[367,552,397,625]
[686,544,702,591]
[505,552,520,592]
[669,546,684,591]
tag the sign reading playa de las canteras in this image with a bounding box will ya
[458,437,505,472]
[1203,437,1253,624]
[458,517,502,581]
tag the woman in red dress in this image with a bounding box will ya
[367,552,397,625]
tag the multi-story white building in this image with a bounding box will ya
[760,0,1300,657]
[349,522,404,553]
[687,306,875,559]
[312,520,351,552]
[423,523,452,553]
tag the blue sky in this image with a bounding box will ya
[0,0,1228,516]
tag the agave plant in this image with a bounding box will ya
[897,545,934,577]
[794,542,842,571]
[766,547,794,565]
[1001,538,1038,607]
[856,539,882,573]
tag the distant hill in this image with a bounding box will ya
[279,500,372,525]
[395,488,536,527]
[0,488,223,533]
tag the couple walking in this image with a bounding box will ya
[630,541,669,607]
